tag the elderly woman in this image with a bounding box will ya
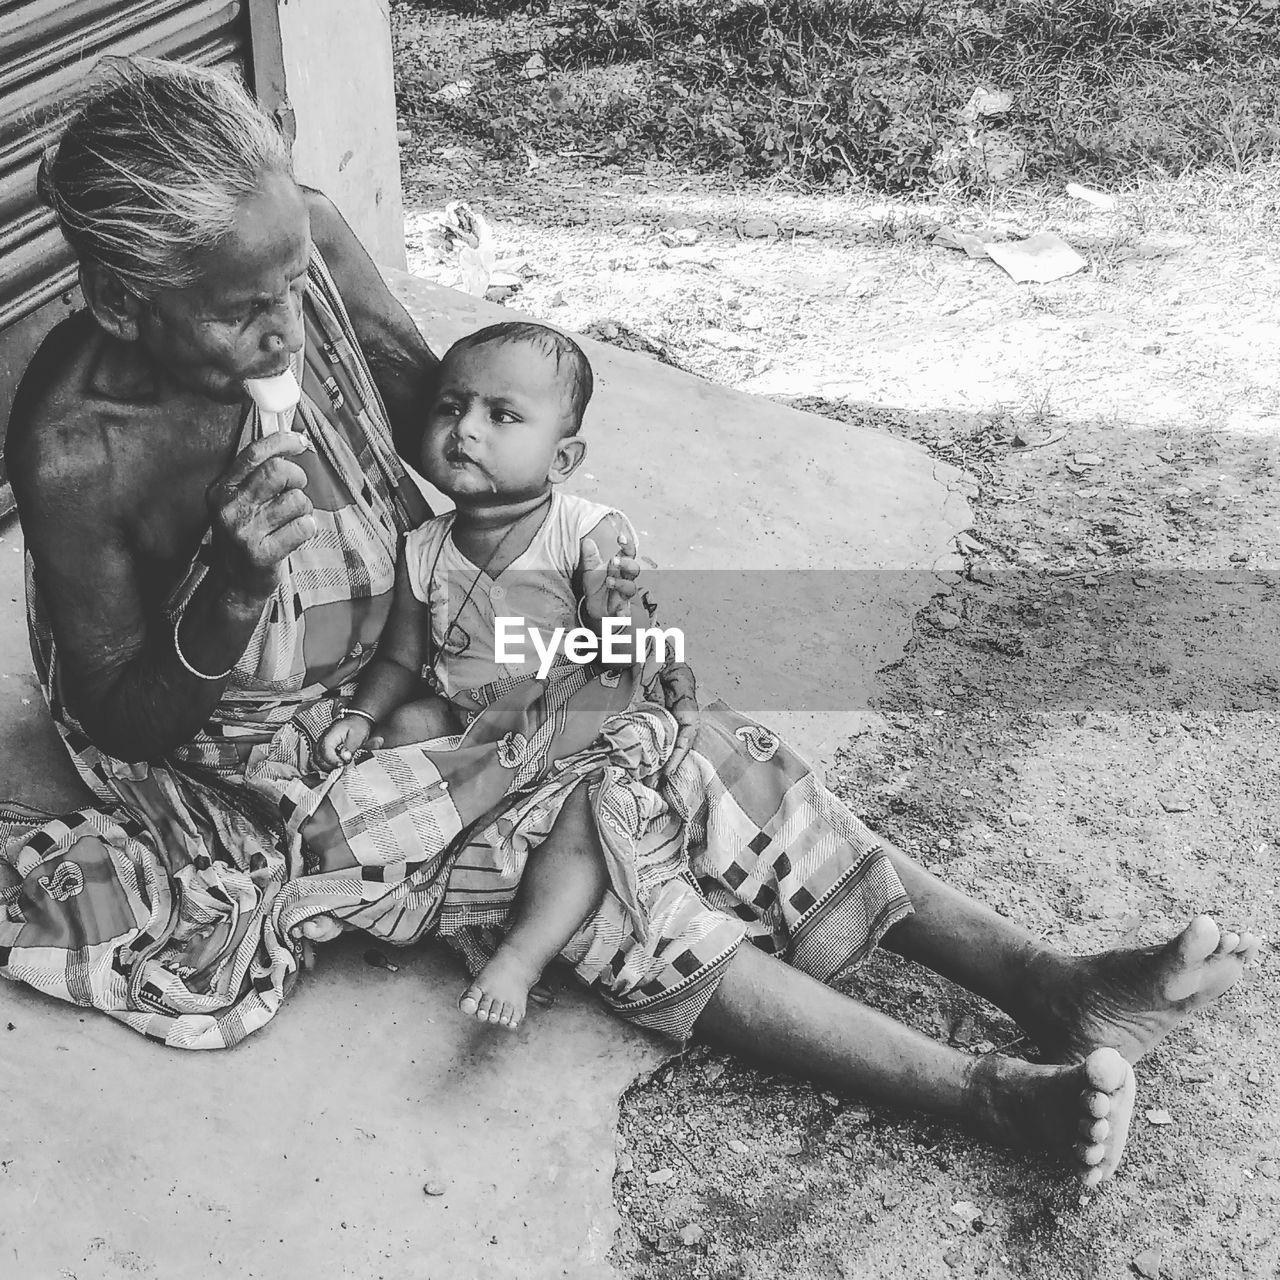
[1,59,1259,1189]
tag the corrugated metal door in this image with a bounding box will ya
[0,1,251,514]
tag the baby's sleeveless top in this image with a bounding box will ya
[402,490,627,703]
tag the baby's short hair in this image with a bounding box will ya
[449,321,593,434]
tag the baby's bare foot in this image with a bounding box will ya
[1031,915,1262,1063]
[965,1047,1136,1189]
[458,947,542,1031]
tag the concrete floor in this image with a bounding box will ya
[0,280,971,1280]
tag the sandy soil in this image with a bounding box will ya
[393,8,1278,1278]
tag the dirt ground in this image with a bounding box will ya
[393,10,1277,1279]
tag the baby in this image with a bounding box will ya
[315,321,641,1029]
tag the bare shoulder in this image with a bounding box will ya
[303,186,380,299]
[6,313,121,523]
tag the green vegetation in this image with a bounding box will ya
[396,0,1280,194]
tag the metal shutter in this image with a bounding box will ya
[0,1,250,513]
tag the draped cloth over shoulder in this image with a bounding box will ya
[0,255,912,1049]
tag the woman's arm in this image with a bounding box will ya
[305,189,439,465]
[11,418,317,762]
[343,548,429,721]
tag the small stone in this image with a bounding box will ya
[1229,552,1248,563]
[1008,811,1033,827]
[646,1168,676,1186]
[882,1189,903,1209]
[935,610,961,631]
[549,290,567,307]
[739,309,765,331]
[1132,1247,1162,1278]
[1074,452,1103,466]
[566,209,589,225]
[1257,1159,1280,1179]
[959,788,973,798]
[727,1139,749,1155]
[616,1153,634,1174]
[937,837,952,851]
[1247,1070,1262,1084]
[5,1022,13,1031]
[782,1140,804,1157]
[679,1223,705,1247]
[422,1179,447,1197]
[951,1201,981,1226]
[1157,794,1193,813]
[1145,1108,1173,1126]
[740,217,778,238]
[396,129,412,144]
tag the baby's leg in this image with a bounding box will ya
[378,696,463,747]
[460,787,608,1030]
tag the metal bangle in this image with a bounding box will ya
[172,613,235,682]
[341,707,378,726]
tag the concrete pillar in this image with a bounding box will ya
[275,0,406,269]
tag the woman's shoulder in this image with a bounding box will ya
[7,312,118,502]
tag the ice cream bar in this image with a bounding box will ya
[244,368,301,433]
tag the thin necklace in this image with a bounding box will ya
[425,492,553,692]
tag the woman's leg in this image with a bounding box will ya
[538,790,1136,1183]
[873,842,1260,1063]
[694,941,1135,1188]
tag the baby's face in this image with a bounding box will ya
[422,341,574,503]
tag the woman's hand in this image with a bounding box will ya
[317,712,374,772]
[658,661,699,779]
[206,432,317,603]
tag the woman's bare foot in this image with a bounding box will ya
[458,945,543,1030]
[293,915,344,943]
[1028,915,1262,1064]
[964,1048,1136,1189]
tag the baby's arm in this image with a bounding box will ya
[577,512,642,629]
[317,545,432,769]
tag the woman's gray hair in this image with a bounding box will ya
[38,57,293,299]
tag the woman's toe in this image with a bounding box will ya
[459,985,482,1016]
[1080,1115,1109,1143]
[1175,915,1220,964]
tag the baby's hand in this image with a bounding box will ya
[580,530,641,624]
[318,713,374,772]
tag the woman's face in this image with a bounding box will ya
[137,169,312,404]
